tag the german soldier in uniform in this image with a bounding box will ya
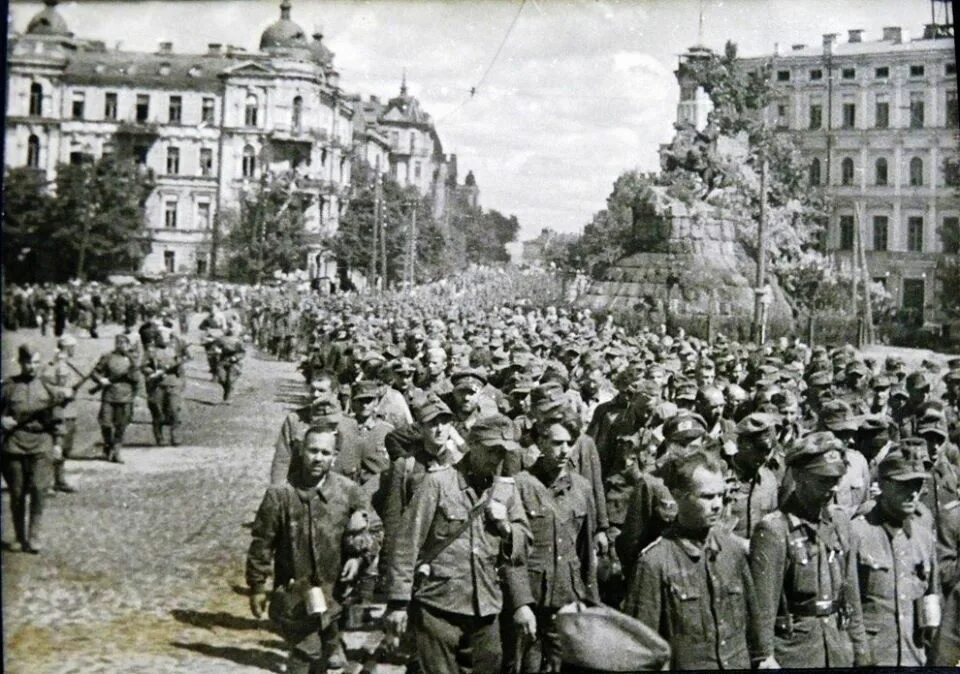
[92,334,141,463]
[215,322,245,402]
[851,444,940,666]
[624,450,766,670]
[385,414,534,674]
[749,432,872,667]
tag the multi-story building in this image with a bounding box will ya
[6,0,481,282]
[737,24,958,318]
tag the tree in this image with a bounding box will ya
[3,167,52,282]
[221,171,314,284]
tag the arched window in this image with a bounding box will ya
[244,94,258,127]
[875,158,888,186]
[26,134,40,168]
[29,83,43,116]
[909,157,923,186]
[292,96,303,132]
[242,145,256,178]
[841,157,855,186]
[809,158,821,186]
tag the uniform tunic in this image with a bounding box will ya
[624,527,762,670]
[851,507,939,666]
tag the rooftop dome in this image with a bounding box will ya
[259,0,308,51]
[26,0,72,37]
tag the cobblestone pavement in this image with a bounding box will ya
[1,321,400,673]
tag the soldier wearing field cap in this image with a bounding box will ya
[385,414,534,674]
[851,444,940,666]
[816,400,872,516]
[722,412,780,544]
[749,432,872,668]
[903,371,932,436]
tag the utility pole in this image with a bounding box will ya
[753,154,768,345]
[370,157,381,292]
[408,202,417,289]
[855,201,875,344]
[379,184,387,291]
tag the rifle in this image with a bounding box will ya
[145,347,194,384]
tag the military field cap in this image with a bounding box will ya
[947,357,960,370]
[532,390,568,420]
[846,361,870,377]
[946,369,960,384]
[468,414,520,451]
[662,412,707,444]
[878,444,929,482]
[917,413,948,439]
[674,380,699,402]
[906,371,930,390]
[384,345,403,360]
[451,368,487,391]
[890,385,909,400]
[736,411,781,436]
[725,383,748,402]
[857,413,892,434]
[57,334,78,348]
[17,343,39,361]
[393,357,417,374]
[808,370,834,387]
[450,342,471,355]
[871,374,892,390]
[413,396,453,424]
[307,414,341,433]
[352,380,381,400]
[507,371,536,394]
[820,400,859,432]
[563,342,584,356]
[544,359,570,381]
[361,350,386,365]
[786,432,846,477]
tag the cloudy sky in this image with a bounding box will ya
[10,0,937,238]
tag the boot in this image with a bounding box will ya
[153,422,164,446]
[110,446,124,464]
[101,426,114,460]
[10,499,28,551]
[169,427,179,447]
[54,461,76,493]
[25,505,42,554]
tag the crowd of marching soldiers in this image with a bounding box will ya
[243,274,960,672]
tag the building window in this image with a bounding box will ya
[292,95,303,132]
[873,216,888,251]
[136,94,150,122]
[875,66,889,79]
[166,146,180,174]
[196,256,208,276]
[414,162,422,179]
[72,91,85,119]
[200,148,213,176]
[242,145,256,178]
[809,158,821,186]
[26,135,40,168]
[776,103,788,128]
[943,216,960,254]
[69,151,87,165]
[909,157,924,186]
[164,200,178,229]
[946,159,960,187]
[164,250,175,273]
[29,82,43,116]
[776,70,790,82]
[841,67,856,80]
[809,103,822,129]
[948,63,957,76]
[907,216,924,252]
[104,92,118,120]
[244,94,258,127]
[841,157,855,186]
[839,215,855,251]
[875,100,889,128]
[909,92,925,128]
[875,158,888,186]
[202,97,215,124]
[809,69,822,81]
[169,95,182,123]
[909,64,925,78]
[196,202,211,230]
[135,145,149,166]
[102,142,114,159]
[842,103,856,128]
[409,134,416,153]
[947,90,959,127]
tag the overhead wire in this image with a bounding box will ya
[437,0,527,123]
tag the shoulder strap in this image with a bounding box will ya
[418,493,490,567]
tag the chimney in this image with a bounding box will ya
[158,41,173,54]
[822,33,837,55]
[791,44,806,51]
[773,42,781,56]
[848,29,864,43]
[882,26,902,43]
[207,43,223,55]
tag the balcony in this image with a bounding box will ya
[115,121,160,138]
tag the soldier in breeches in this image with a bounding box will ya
[749,432,872,667]
[2,345,65,553]
[215,323,245,402]
[142,334,188,446]
[92,334,141,463]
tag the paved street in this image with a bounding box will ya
[0,320,381,674]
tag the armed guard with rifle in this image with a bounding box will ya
[90,334,141,463]
[214,322,245,403]
[142,333,192,446]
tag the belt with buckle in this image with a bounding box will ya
[786,598,838,617]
